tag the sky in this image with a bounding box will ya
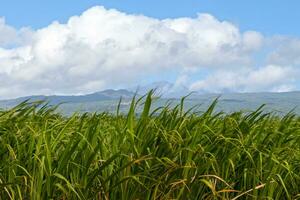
[0,0,300,98]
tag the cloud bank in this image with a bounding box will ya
[190,65,296,93]
[0,6,298,98]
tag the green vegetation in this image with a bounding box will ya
[0,91,300,199]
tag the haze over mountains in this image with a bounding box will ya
[0,81,300,115]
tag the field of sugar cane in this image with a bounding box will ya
[0,91,300,199]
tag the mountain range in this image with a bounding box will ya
[0,81,300,115]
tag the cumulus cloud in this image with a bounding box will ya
[242,31,264,52]
[267,37,300,66]
[0,18,17,46]
[190,65,298,93]
[0,17,33,47]
[0,6,297,98]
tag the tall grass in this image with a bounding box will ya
[0,92,300,199]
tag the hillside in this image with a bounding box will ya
[0,89,300,115]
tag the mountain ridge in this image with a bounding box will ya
[1,84,300,115]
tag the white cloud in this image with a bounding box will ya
[190,65,297,93]
[0,17,33,47]
[0,6,297,98]
[242,31,264,52]
[267,37,300,66]
[0,17,17,46]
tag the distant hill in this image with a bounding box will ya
[0,87,300,115]
[128,81,190,98]
[0,89,136,107]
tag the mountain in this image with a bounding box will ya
[0,84,300,115]
[0,89,136,107]
[92,89,136,99]
[128,81,190,98]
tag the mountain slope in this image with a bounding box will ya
[128,81,190,98]
[0,88,300,115]
[0,89,136,107]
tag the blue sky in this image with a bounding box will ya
[2,0,300,35]
[0,1,299,98]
